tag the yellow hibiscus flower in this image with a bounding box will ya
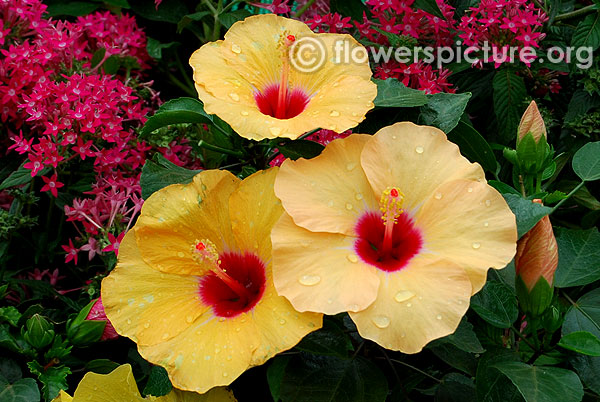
[271,122,517,353]
[101,169,322,393]
[189,14,377,141]
[51,364,235,401]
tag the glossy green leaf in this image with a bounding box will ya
[558,331,600,356]
[413,0,444,17]
[447,121,497,172]
[502,194,552,238]
[146,38,178,59]
[571,12,600,51]
[476,348,523,402]
[572,141,600,181]
[295,320,353,357]
[46,1,99,16]
[140,154,202,199]
[0,165,50,191]
[493,69,527,142]
[218,9,252,29]
[267,356,290,402]
[420,92,471,133]
[279,355,388,402]
[373,79,429,108]
[143,366,172,397]
[471,281,518,328]
[0,378,40,402]
[27,362,69,401]
[435,373,476,402]
[555,227,600,288]
[141,97,213,136]
[278,140,324,161]
[491,361,583,402]
[430,318,485,354]
[330,0,368,20]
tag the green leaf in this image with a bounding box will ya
[0,360,21,384]
[46,1,98,16]
[267,356,290,402]
[279,355,388,402]
[492,69,527,142]
[0,378,40,402]
[571,12,600,51]
[476,348,523,402]
[447,121,497,172]
[129,0,189,23]
[554,227,600,288]
[491,361,583,402]
[218,9,252,29]
[103,0,130,7]
[177,11,211,33]
[489,180,521,196]
[572,141,600,181]
[141,97,213,136]
[471,281,518,328]
[429,342,478,375]
[329,0,368,20]
[565,89,600,122]
[295,319,353,358]
[502,194,552,238]
[435,373,476,402]
[146,38,178,59]
[0,307,21,327]
[430,318,485,354]
[413,0,444,17]
[90,48,106,69]
[420,92,471,133]
[140,154,202,199]
[373,79,429,108]
[278,140,324,161]
[0,164,50,191]
[27,362,69,401]
[143,366,172,397]
[84,359,120,375]
[103,55,121,75]
[558,331,600,356]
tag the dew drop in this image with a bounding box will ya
[186,315,194,323]
[355,193,363,201]
[162,333,169,340]
[329,110,340,117]
[434,192,443,200]
[346,162,356,171]
[143,322,150,328]
[436,314,442,320]
[394,290,415,303]
[485,199,491,207]
[472,242,481,249]
[345,203,353,210]
[327,200,334,207]
[415,146,424,154]
[483,221,489,227]
[235,327,241,332]
[348,304,359,311]
[279,319,286,325]
[241,111,249,116]
[400,333,406,338]
[372,315,390,329]
[467,187,473,193]
[327,298,333,304]
[406,303,412,307]
[392,135,397,139]
[346,254,358,263]
[269,127,282,136]
[298,275,321,286]
[177,251,185,258]
[229,92,240,101]
[222,372,229,377]
[126,319,131,324]
[231,44,241,54]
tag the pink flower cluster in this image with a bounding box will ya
[458,0,547,67]
[1,0,198,265]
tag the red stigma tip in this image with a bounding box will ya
[287,35,296,42]
[196,242,206,251]
[390,188,399,198]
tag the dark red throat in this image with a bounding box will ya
[254,83,310,119]
[354,211,423,272]
[199,252,266,318]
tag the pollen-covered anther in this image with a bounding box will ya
[191,239,220,266]
[380,187,405,225]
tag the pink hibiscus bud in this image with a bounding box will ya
[86,297,119,341]
[515,199,558,316]
[517,101,547,145]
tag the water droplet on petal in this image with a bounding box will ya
[177,251,185,258]
[434,192,443,200]
[231,44,241,54]
[186,315,194,323]
[241,111,249,116]
[348,304,359,311]
[436,314,442,320]
[229,92,240,101]
[485,199,491,207]
[143,322,150,328]
[372,315,390,328]
[162,333,169,339]
[345,203,353,210]
[299,275,321,286]
[346,162,356,171]
[467,187,473,193]
[406,303,412,307]
[415,146,424,154]
[483,221,489,227]
[329,110,340,117]
[327,298,333,304]
[222,372,229,377]
[394,290,415,303]
[355,193,363,201]
[472,242,481,249]
[346,254,358,263]
[279,319,286,325]
[269,127,282,136]
[327,200,334,207]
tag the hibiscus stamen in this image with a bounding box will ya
[276,34,295,119]
[192,239,252,303]
[380,187,404,255]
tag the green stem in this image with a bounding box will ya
[535,172,542,194]
[211,0,224,41]
[554,4,598,22]
[202,0,217,14]
[167,72,197,97]
[389,358,442,383]
[510,325,537,351]
[550,181,585,214]
[198,140,244,157]
[175,52,195,90]
[294,0,316,18]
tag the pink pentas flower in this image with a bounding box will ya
[41,174,64,197]
[86,297,119,340]
[247,0,291,14]
[62,239,79,264]
[103,232,125,255]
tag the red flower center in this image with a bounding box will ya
[254,84,310,119]
[354,211,423,272]
[199,252,266,318]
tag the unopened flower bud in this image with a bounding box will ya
[23,314,55,349]
[517,101,547,144]
[515,199,558,316]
